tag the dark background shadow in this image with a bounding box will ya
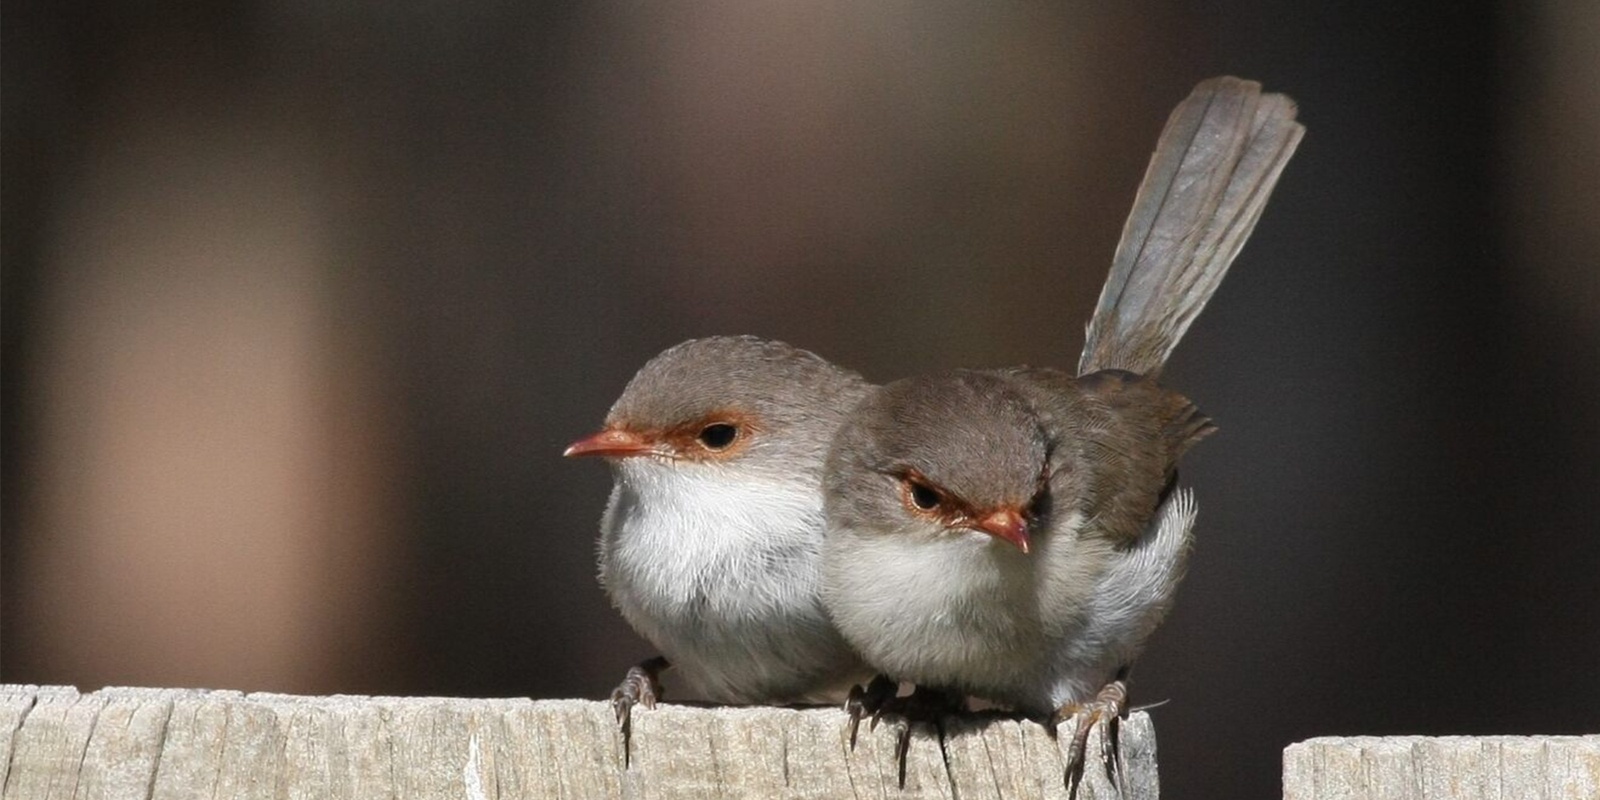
[6,2,1598,798]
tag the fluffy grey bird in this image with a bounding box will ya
[819,76,1303,784]
[822,367,1208,719]
[565,336,873,730]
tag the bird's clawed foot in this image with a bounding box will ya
[611,656,668,766]
[845,674,898,750]
[845,678,964,788]
[1051,677,1129,798]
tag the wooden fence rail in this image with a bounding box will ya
[10,684,1592,798]
[0,684,1153,799]
[1283,735,1600,800]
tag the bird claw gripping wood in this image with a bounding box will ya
[845,674,898,750]
[611,656,668,766]
[847,679,964,788]
[1053,677,1129,798]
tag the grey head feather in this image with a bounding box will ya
[826,369,1050,522]
[608,336,872,479]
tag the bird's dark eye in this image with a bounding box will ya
[907,480,941,511]
[1028,487,1052,520]
[697,423,739,450]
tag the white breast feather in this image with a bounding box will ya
[823,525,1043,702]
[598,458,857,702]
[1047,489,1196,707]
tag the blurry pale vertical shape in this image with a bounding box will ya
[20,88,400,692]
[1507,0,1600,338]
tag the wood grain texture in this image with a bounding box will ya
[1284,735,1600,800]
[0,685,1154,799]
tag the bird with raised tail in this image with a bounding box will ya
[564,336,873,736]
[819,76,1303,787]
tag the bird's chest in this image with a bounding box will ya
[599,469,824,630]
[842,533,1044,675]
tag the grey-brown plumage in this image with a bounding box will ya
[1081,76,1304,376]
[820,76,1300,732]
[566,336,873,717]
[822,368,1209,715]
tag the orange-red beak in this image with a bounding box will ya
[563,428,655,458]
[973,508,1031,554]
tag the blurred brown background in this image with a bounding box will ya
[4,1,1598,797]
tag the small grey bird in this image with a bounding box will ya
[565,336,873,730]
[819,76,1303,785]
[822,367,1208,712]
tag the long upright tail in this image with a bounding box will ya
[1078,76,1304,377]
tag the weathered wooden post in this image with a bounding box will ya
[1284,735,1600,800]
[1,685,1157,799]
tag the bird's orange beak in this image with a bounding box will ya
[973,508,1031,554]
[563,428,655,458]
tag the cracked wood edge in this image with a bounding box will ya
[0,685,1153,800]
[1283,735,1600,800]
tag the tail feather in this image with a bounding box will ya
[1078,77,1304,377]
